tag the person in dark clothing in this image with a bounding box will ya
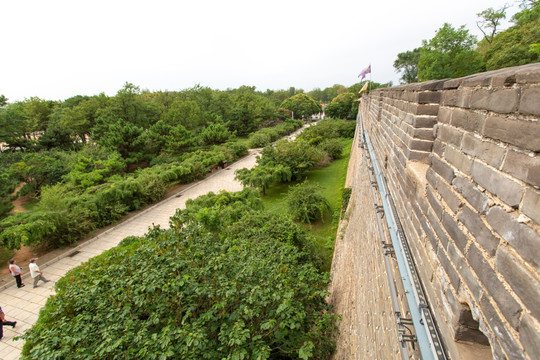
[0,305,17,340]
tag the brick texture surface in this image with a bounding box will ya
[357,64,540,360]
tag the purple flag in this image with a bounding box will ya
[358,64,371,80]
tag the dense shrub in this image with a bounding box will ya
[319,138,343,160]
[21,190,338,360]
[298,118,355,142]
[0,109,297,250]
[287,182,331,223]
[248,132,272,148]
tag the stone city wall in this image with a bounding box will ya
[358,63,540,359]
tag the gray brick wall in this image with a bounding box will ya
[358,63,540,360]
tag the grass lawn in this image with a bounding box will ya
[261,138,353,271]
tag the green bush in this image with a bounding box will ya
[287,182,331,223]
[21,190,338,360]
[259,139,324,181]
[341,187,352,215]
[319,138,343,160]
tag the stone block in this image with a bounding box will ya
[432,169,463,214]
[457,88,472,108]
[426,179,443,219]
[470,88,519,113]
[519,86,540,116]
[413,103,439,116]
[430,154,455,184]
[450,109,486,133]
[437,247,461,290]
[443,77,465,89]
[495,246,540,321]
[412,115,437,128]
[418,79,446,91]
[489,71,517,87]
[458,205,499,257]
[519,315,540,359]
[447,241,482,300]
[467,244,522,329]
[427,207,450,250]
[438,124,464,148]
[444,145,473,175]
[412,127,435,141]
[471,160,523,207]
[405,149,430,162]
[418,91,441,104]
[502,149,540,188]
[443,286,462,323]
[438,106,452,124]
[422,217,440,253]
[452,176,490,214]
[515,62,540,84]
[483,115,540,152]
[408,138,433,152]
[462,74,492,87]
[479,295,526,360]
[432,139,445,157]
[462,133,506,169]
[486,206,540,271]
[442,211,469,253]
[522,187,540,225]
[442,90,459,106]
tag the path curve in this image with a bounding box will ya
[0,124,310,359]
[0,150,262,359]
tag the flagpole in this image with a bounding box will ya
[368,63,372,92]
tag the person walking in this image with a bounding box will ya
[8,259,24,288]
[0,305,17,340]
[29,258,50,288]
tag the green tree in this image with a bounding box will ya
[199,119,233,145]
[235,164,292,194]
[324,93,358,119]
[37,119,75,151]
[23,97,56,133]
[258,139,324,181]
[287,182,331,223]
[0,102,33,150]
[393,48,421,83]
[280,93,322,120]
[52,93,108,143]
[476,5,509,44]
[92,113,145,161]
[228,91,277,136]
[109,82,160,129]
[478,0,540,70]
[418,23,485,81]
[161,100,207,130]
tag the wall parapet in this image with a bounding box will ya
[359,63,540,360]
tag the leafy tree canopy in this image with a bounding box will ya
[478,0,540,70]
[418,23,485,81]
[393,48,421,84]
[21,189,338,360]
[280,93,322,120]
[324,93,358,119]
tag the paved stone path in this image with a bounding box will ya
[0,150,261,359]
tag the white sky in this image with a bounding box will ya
[0,0,519,102]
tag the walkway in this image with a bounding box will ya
[0,149,261,359]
